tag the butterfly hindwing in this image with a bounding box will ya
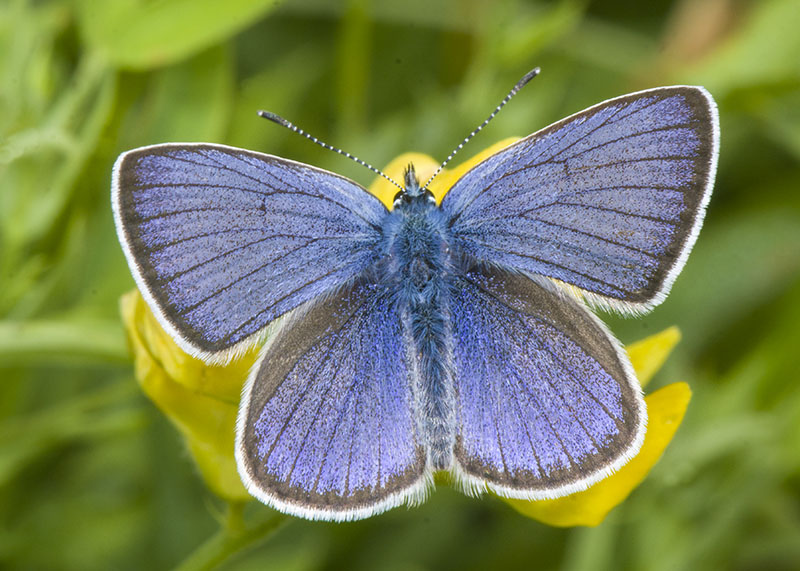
[112,143,387,359]
[448,264,646,498]
[441,86,719,312]
[236,276,429,521]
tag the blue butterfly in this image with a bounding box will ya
[112,69,719,521]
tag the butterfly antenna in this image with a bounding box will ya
[422,66,541,190]
[258,110,404,192]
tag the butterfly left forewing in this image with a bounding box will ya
[113,143,386,361]
[236,276,429,521]
[448,264,646,499]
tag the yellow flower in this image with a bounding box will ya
[119,143,691,520]
[504,328,688,527]
[120,290,255,501]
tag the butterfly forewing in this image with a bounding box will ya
[441,86,719,312]
[112,143,387,359]
[448,265,645,498]
[236,276,429,521]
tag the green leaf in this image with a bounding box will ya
[0,319,128,365]
[0,383,141,487]
[118,45,234,147]
[760,89,800,160]
[0,53,116,316]
[686,0,800,94]
[497,0,587,67]
[76,0,279,69]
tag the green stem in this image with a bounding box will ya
[174,505,288,571]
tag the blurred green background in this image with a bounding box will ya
[2,0,799,569]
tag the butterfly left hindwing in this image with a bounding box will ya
[447,264,645,499]
[236,276,429,521]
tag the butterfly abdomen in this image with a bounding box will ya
[383,199,457,470]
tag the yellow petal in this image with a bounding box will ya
[367,138,521,207]
[134,298,257,403]
[368,153,439,209]
[506,382,692,527]
[627,326,682,388]
[120,290,254,501]
[432,138,521,198]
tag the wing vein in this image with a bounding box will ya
[265,299,365,466]
[166,235,316,283]
[221,264,349,344]
[149,228,337,252]
[462,239,628,293]
[312,371,362,495]
[551,123,696,162]
[163,152,383,230]
[524,97,664,166]
[534,201,678,225]
[471,218,665,259]
[539,337,625,429]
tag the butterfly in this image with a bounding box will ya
[112,68,719,521]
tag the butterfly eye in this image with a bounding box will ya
[392,191,412,207]
[392,189,435,208]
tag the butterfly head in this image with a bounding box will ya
[393,164,435,209]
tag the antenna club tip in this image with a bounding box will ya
[258,110,291,127]
[518,67,541,87]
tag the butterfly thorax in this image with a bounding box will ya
[381,165,456,470]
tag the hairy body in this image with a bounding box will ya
[382,167,456,470]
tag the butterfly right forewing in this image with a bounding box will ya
[441,86,719,313]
